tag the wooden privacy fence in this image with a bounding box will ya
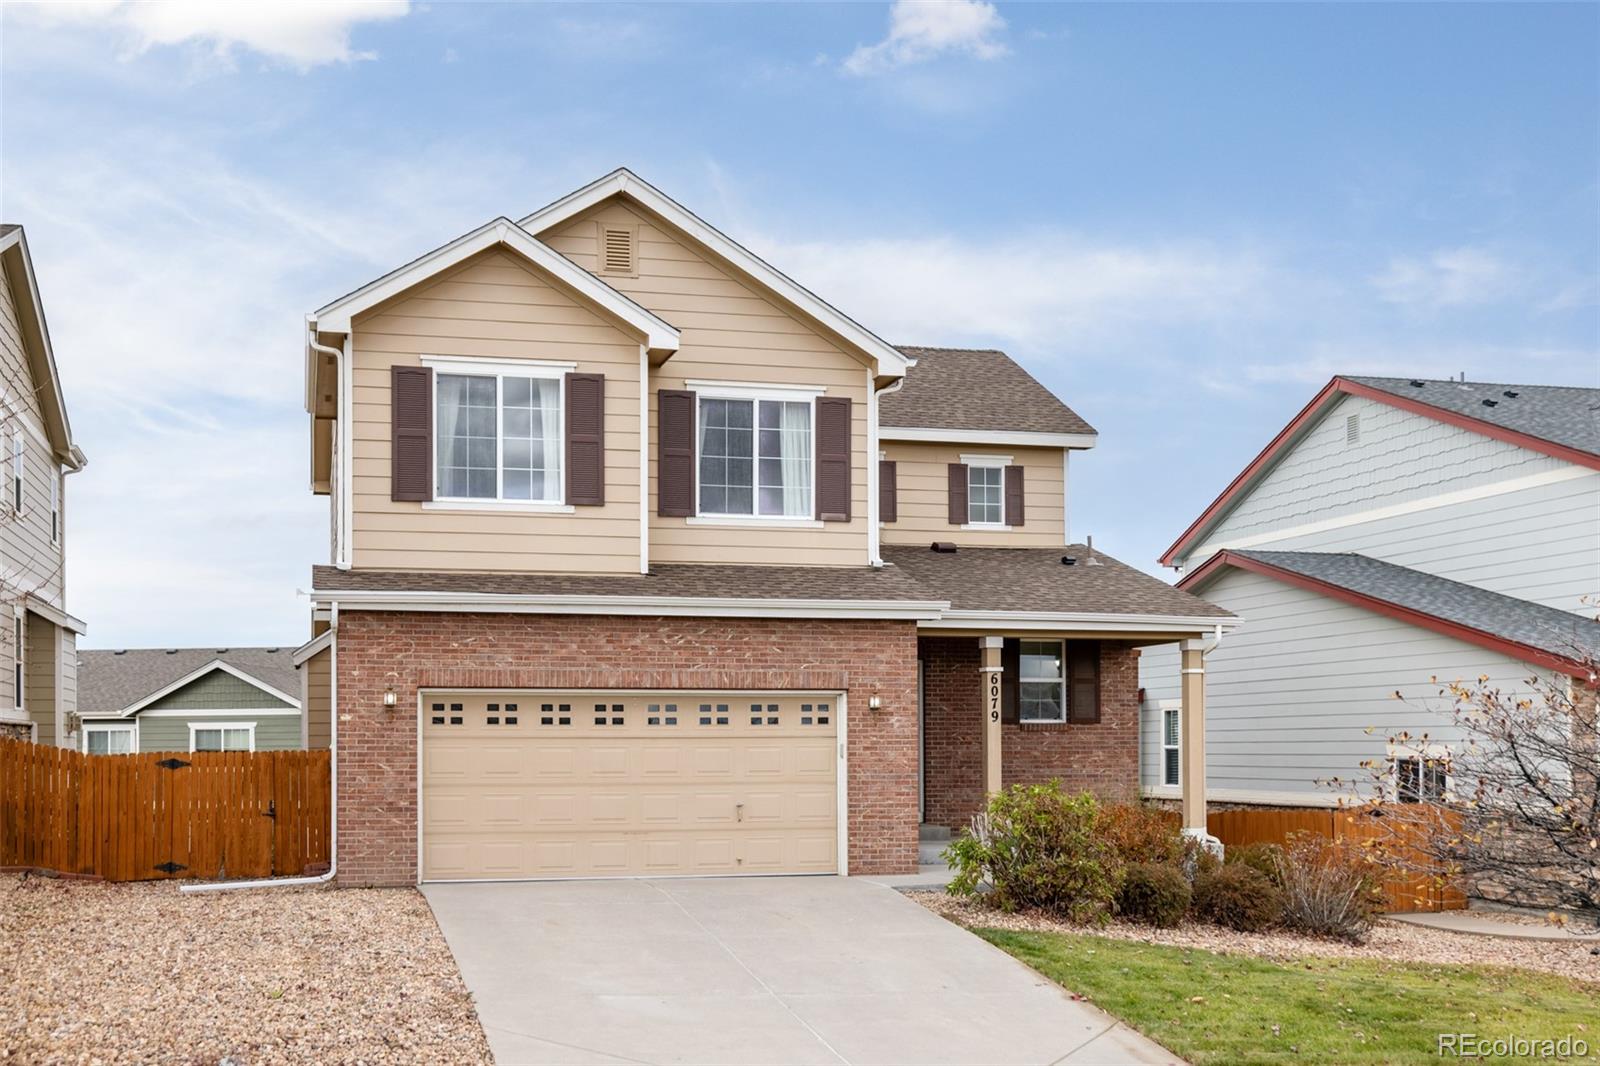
[0,738,330,882]
[1207,805,1467,913]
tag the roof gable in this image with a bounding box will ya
[310,216,679,354]
[0,225,82,469]
[76,648,302,718]
[1161,375,1600,566]
[519,169,911,379]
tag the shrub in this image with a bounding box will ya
[1117,862,1192,928]
[1226,841,1287,888]
[1193,864,1284,931]
[1276,834,1383,942]
[1098,802,1186,866]
[946,782,1123,923]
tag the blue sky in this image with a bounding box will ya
[2,1,1596,648]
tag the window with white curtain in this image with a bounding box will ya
[435,372,563,502]
[84,724,135,755]
[698,397,812,518]
[191,724,255,752]
[1162,708,1180,786]
[1019,640,1065,723]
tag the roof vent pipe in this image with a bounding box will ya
[1086,535,1102,566]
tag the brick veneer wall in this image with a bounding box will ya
[334,610,920,886]
[920,636,1141,830]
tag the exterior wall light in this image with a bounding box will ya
[382,689,398,709]
[868,695,882,711]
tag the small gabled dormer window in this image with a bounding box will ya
[599,225,637,277]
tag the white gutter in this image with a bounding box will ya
[307,588,947,620]
[879,426,1099,449]
[182,605,339,894]
[921,610,1240,634]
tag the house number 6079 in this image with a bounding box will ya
[988,676,1001,722]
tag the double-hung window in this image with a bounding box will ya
[1019,640,1066,723]
[966,458,1005,526]
[698,395,813,518]
[84,724,135,755]
[191,724,255,753]
[435,371,563,503]
[1162,707,1181,786]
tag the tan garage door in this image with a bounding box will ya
[421,691,840,880]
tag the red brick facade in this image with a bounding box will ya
[333,610,920,886]
[920,636,1141,829]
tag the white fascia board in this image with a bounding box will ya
[139,706,303,719]
[312,218,680,354]
[22,594,86,634]
[291,629,333,666]
[0,229,79,466]
[922,610,1239,634]
[880,426,1099,449]
[310,588,948,621]
[116,659,302,718]
[517,169,909,377]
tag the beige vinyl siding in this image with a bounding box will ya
[541,201,871,567]
[0,257,65,605]
[144,668,294,711]
[58,628,76,745]
[24,612,57,745]
[303,646,331,751]
[350,248,643,573]
[881,442,1066,547]
[135,712,303,753]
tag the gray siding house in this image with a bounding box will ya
[76,648,305,754]
[1140,376,1600,807]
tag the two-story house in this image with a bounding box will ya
[1141,375,1600,809]
[301,169,1233,886]
[0,225,87,748]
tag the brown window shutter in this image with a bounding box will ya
[1005,464,1025,526]
[947,463,968,525]
[879,460,897,523]
[657,389,696,517]
[1067,640,1101,724]
[564,373,605,505]
[390,365,433,502]
[1000,638,1020,724]
[815,396,852,522]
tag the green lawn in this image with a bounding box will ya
[976,928,1597,1065]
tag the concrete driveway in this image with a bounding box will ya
[423,876,1178,1066]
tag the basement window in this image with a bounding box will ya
[1392,754,1448,803]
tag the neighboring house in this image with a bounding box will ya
[75,647,314,754]
[302,168,1233,887]
[0,224,87,749]
[1141,375,1600,808]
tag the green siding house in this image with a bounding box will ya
[75,648,303,755]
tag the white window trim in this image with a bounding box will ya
[1018,639,1067,724]
[1162,706,1181,787]
[430,360,568,507]
[49,466,58,544]
[82,721,137,755]
[189,721,257,753]
[963,455,1010,530]
[1386,743,1453,804]
[691,387,819,523]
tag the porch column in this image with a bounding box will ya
[980,636,1003,795]
[1179,638,1208,833]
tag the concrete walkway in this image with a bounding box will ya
[424,876,1180,1066]
[1387,910,1600,941]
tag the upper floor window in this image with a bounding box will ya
[436,372,562,502]
[968,464,1004,525]
[698,396,812,518]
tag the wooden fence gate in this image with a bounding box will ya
[1207,805,1467,913]
[0,738,330,882]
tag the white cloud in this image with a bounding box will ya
[1371,246,1515,309]
[843,0,1008,76]
[11,0,410,69]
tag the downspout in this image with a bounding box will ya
[868,375,906,568]
[305,324,350,569]
[182,600,339,893]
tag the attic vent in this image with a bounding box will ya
[599,226,636,276]
[1503,390,1519,399]
[1345,412,1360,445]
[930,542,958,553]
[1481,398,1498,408]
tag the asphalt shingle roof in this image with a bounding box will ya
[76,647,301,718]
[1231,550,1600,665]
[315,547,1230,622]
[882,347,1096,436]
[1349,376,1600,459]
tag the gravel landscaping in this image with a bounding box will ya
[0,873,492,1065]
[914,891,1600,986]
